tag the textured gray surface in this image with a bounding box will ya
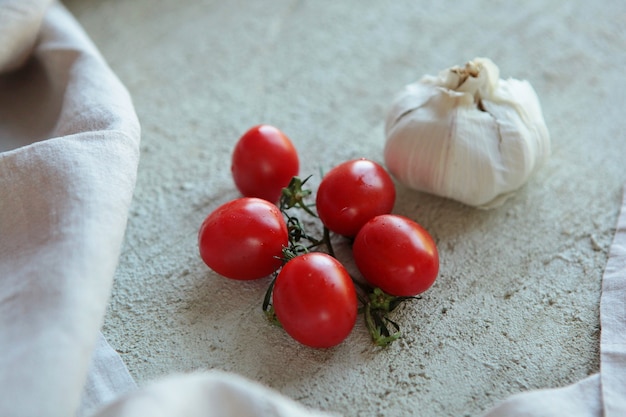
[65,1,626,416]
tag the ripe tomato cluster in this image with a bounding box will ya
[198,125,440,348]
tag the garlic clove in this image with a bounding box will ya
[384,57,550,209]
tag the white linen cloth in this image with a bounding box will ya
[0,0,140,416]
[80,334,137,417]
[1,1,625,416]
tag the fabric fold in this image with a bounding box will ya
[599,187,626,417]
[0,0,52,73]
[0,1,140,417]
[79,332,137,417]
[92,371,337,417]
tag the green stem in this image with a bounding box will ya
[323,226,335,258]
[365,302,402,347]
[361,287,415,347]
[262,274,281,326]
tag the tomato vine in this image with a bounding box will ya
[202,129,439,349]
[262,175,417,347]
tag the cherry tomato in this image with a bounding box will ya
[353,214,439,296]
[231,125,299,203]
[315,158,395,237]
[272,252,357,348]
[198,197,288,280]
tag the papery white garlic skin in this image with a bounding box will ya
[384,58,550,209]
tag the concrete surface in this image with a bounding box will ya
[64,1,626,416]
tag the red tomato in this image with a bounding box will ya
[272,252,357,348]
[315,158,395,237]
[231,125,299,203]
[198,198,288,280]
[353,214,439,296]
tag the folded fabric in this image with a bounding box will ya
[93,371,337,417]
[599,189,626,416]
[79,333,137,417]
[0,1,140,416]
[0,0,51,74]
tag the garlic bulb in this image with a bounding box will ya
[384,57,550,209]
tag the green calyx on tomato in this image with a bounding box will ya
[364,288,417,347]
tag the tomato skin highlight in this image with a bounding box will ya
[198,198,288,280]
[353,214,439,297]
[315,158,395,237]
[272,252,358,348]
[231,125,299,203]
